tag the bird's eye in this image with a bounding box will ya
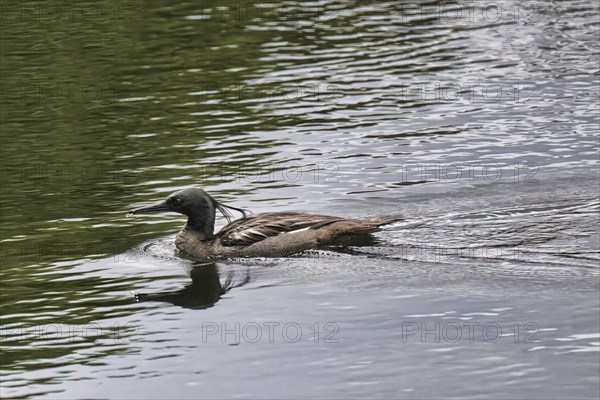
[171,197,182,205]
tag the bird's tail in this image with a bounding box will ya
[344,215,403,235]
[371,215,404,227]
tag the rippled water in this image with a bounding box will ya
[1,0,599,398]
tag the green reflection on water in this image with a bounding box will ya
[0,0,302,266]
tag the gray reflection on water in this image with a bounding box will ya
[133,262,251,309]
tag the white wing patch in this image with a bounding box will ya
[244,228,268,238]
[284,226,311,234]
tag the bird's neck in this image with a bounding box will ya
[185,212,215,240]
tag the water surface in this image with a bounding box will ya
[1,0,599,398]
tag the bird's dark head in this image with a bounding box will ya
[129,188,247,236]
[129,188,211,216]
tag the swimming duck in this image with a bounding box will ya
[129,188,401,258]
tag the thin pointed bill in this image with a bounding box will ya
[128,201,169,215]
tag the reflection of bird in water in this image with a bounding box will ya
[132,263,250,309]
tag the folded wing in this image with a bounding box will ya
[218,212,346,247]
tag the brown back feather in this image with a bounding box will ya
[218,212,345,247]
